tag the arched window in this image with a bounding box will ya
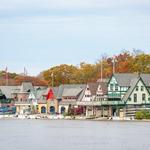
[41,106,46,113]
[50,106,55,114]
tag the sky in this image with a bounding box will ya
[0,0,150,76]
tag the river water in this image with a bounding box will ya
[0,119,150,150]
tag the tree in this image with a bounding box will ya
[43,64,78,86]
[129,53,150,73]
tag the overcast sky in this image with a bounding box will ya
[0,0,150,75]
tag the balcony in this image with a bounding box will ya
[77,101,101,106]
[101,100,125,106]
[108,93,121,99]
[77,100,125,106]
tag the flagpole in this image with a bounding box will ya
[5,67,8,86]
[24,67,27,76]
[51,72,54,87]
[113,57,115,74]
[101,58,103,82]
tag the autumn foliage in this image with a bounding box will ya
[0,73,48,86]
[43,50,150,86]
[0,50,150,86]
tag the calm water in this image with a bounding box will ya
[0,119,150,150]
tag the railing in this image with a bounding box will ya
[77,101,101,106]
[77,100,125,106]
[101,101,125,105]
[108,93,121,98]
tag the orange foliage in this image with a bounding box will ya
[14,76,48,86]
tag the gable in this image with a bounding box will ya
[125,78,150,103]
[108,76,119,91]
[108,75,118,85]
[97,84,103,95]
[84,85,91,95]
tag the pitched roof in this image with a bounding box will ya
[113,73,150,87]
[19,82,34,93]
[0,86,19,98]
[57,84,86,99]
[140,74,150,87]
[62,88,83,97]
[114,73,138,86]
[77,88,85,101]
[87,82,99,95]
[98,82,108,95]
[36,88,47,100]
[122,77,140,101]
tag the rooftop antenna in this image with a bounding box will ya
[112,56,116,74]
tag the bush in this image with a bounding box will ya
[135,111,144,120]
[135,110,150,120]
[143,110,150,119]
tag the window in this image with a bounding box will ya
[136,86,138,91]
[148,98,150,101]
[115,84,118,91]
[141,86,144,91]
[142,94,146,101]
[110,84,113,91]
[134,94,137,102]
[85,95,91,97]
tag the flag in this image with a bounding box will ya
[46,89,54,100]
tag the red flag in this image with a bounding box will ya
[46,89,54,100]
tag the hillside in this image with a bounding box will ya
[0,71,48,86]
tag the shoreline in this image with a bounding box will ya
[0,114,150,122]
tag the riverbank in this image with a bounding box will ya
[1,114,150,122]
